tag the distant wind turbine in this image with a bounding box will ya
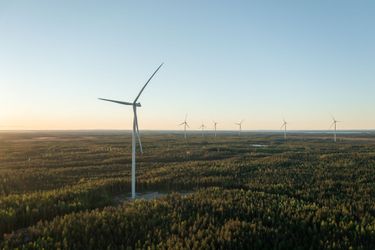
[199,122,206,137]
[280,119,287,141]
[98,63,164,199]
[235,120,244,136]
[213,121,218,137]
[179,114,190,139]
[330,116,341,142]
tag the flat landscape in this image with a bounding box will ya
[1,131,375,249]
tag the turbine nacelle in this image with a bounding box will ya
[281,120,287,129]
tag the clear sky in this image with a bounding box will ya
[0,1,374,130]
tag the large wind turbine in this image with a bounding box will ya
[235,120,244,136]
[213,121,218,137]
[330,116,341,142]
[280,119,287,141]
[199,122,206,137]
[179,114,190,139]
[98,63,163,199]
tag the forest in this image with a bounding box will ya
[0,131,375,249]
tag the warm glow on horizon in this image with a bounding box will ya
[1,1,374,131]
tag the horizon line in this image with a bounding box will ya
[1,129,374,132]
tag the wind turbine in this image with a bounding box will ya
[179,114,190,139]
[213,121,218,137]
[199,122,206,137]
[235,120,244,136]
[98,63,163,199]
[330,116,341,142]
[280,119,287,141]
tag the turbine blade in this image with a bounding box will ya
[179,122,185,126]
[134,109,143,154]
[98,98,133,106]
[134,63,164,102]
[186,123,190,128]
[185,113,188,122]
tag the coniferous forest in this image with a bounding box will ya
[1,131,375,249]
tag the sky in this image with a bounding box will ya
[0,0,374,130]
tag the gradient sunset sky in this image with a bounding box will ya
[0,1,374,130]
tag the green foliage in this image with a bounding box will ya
[0,178,126,237]
[2,189,375,249]
[1,131,375,249]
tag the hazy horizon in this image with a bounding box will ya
[0,128,374,133]
[1,1,374,130]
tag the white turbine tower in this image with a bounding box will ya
[330,116,341,142]
[98,63,163,199]
[213,121,218,137]
[280,119,287,141]
[235,120,244,136]
[199,122,206,137]
[179,114,190,139]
